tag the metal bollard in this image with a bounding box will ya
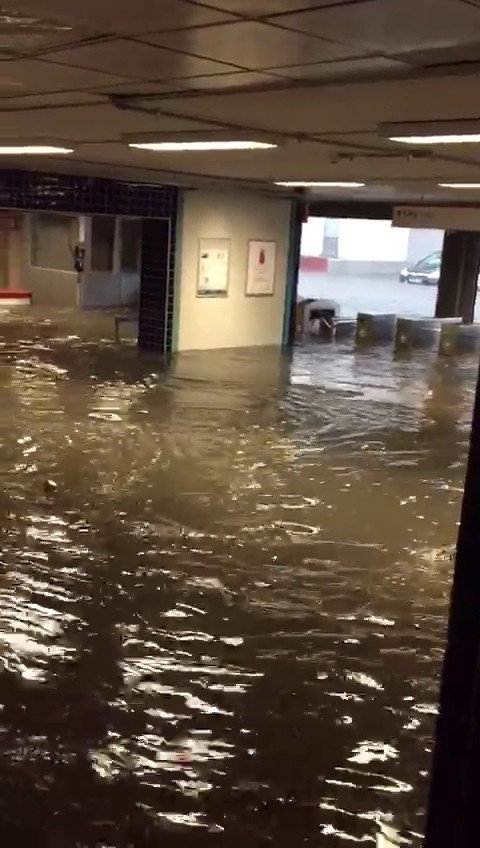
[356,313,397,345]
[395,317,461,352]
[439,322,480,356]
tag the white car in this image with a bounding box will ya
[399,251,441,286]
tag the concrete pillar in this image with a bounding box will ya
[436,230,480,323]
[424,360,480,847]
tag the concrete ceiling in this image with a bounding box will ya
[3,0,480,202]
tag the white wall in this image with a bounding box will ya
[338,219,409,261]
[177,189,291,351]
[301,217,324,256]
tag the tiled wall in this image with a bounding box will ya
[138,218,173,351]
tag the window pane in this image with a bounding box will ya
[120,219,141,273]
[91,216,115,272]
[31,212,78,271]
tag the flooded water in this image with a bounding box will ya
[0,310,476,846]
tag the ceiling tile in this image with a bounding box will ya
[0,8,96,58]
[271,0,480,54]
[142,21,366,70]
[98,71,279,100]
[0,100,215,141]
[41,38,236,78]
[268,56,412,81]
[2,0,235,35]
[192,0,365,15]
[0,90,103,106]
[97,80,185,96]
[0,58,129,93]
[170,70,281,89]
[401,41,480,66]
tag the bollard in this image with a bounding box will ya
[395,317,461,352]
[356,313,397,345]
[439,322,480,356]
[295,299,312,335]
[333,318,357,341]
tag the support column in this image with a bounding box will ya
[436,230,480,323]
[424,361,480,846]
[283,201,304,346]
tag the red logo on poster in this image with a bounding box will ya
[259,249,265,265]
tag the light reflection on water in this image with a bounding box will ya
[0,311,475,844]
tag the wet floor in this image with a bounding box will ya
[0,310,476,846]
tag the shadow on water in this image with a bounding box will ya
[0,310,476,845]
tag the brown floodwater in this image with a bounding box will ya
[0,311,476,846]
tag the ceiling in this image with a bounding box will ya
[3,0,480,203]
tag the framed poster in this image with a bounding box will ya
[246,240,276,296]
[197,238,230,296]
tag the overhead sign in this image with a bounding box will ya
[393,205,480,231]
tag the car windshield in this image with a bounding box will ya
[414,252,441,272]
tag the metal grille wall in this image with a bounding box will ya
[0,169,178,352]
[0,169,177,217]
[138,218,173,352]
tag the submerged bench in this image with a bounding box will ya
[114,314,138,343]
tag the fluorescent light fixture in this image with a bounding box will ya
[123,130,279,152]
[274,180,364,188]
[129,140,275,151]
[379,120,480,145]
[391,134,480,145]
[439,182,480,188]
[0,144,73,155]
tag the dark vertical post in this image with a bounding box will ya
[436,231,480,323]
[283,200,304,347]
[138,218,171,352]
[458,233,480,324]
[424,358,480,846]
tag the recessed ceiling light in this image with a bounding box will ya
[274,181,365,188]
[0,144,74,155]
[391,134,480,145]
[129,140,276,151]
[439,182,480,188]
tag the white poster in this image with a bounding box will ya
[197,238,230,296]
[246,240,276,296]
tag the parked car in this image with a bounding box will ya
[399,251,441,286]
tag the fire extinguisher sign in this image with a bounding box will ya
[246,240,276,296]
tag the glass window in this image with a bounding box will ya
[31,212,78,271]
[91,216,115,272]
[416,252,441,272]
[120,219,141,273]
